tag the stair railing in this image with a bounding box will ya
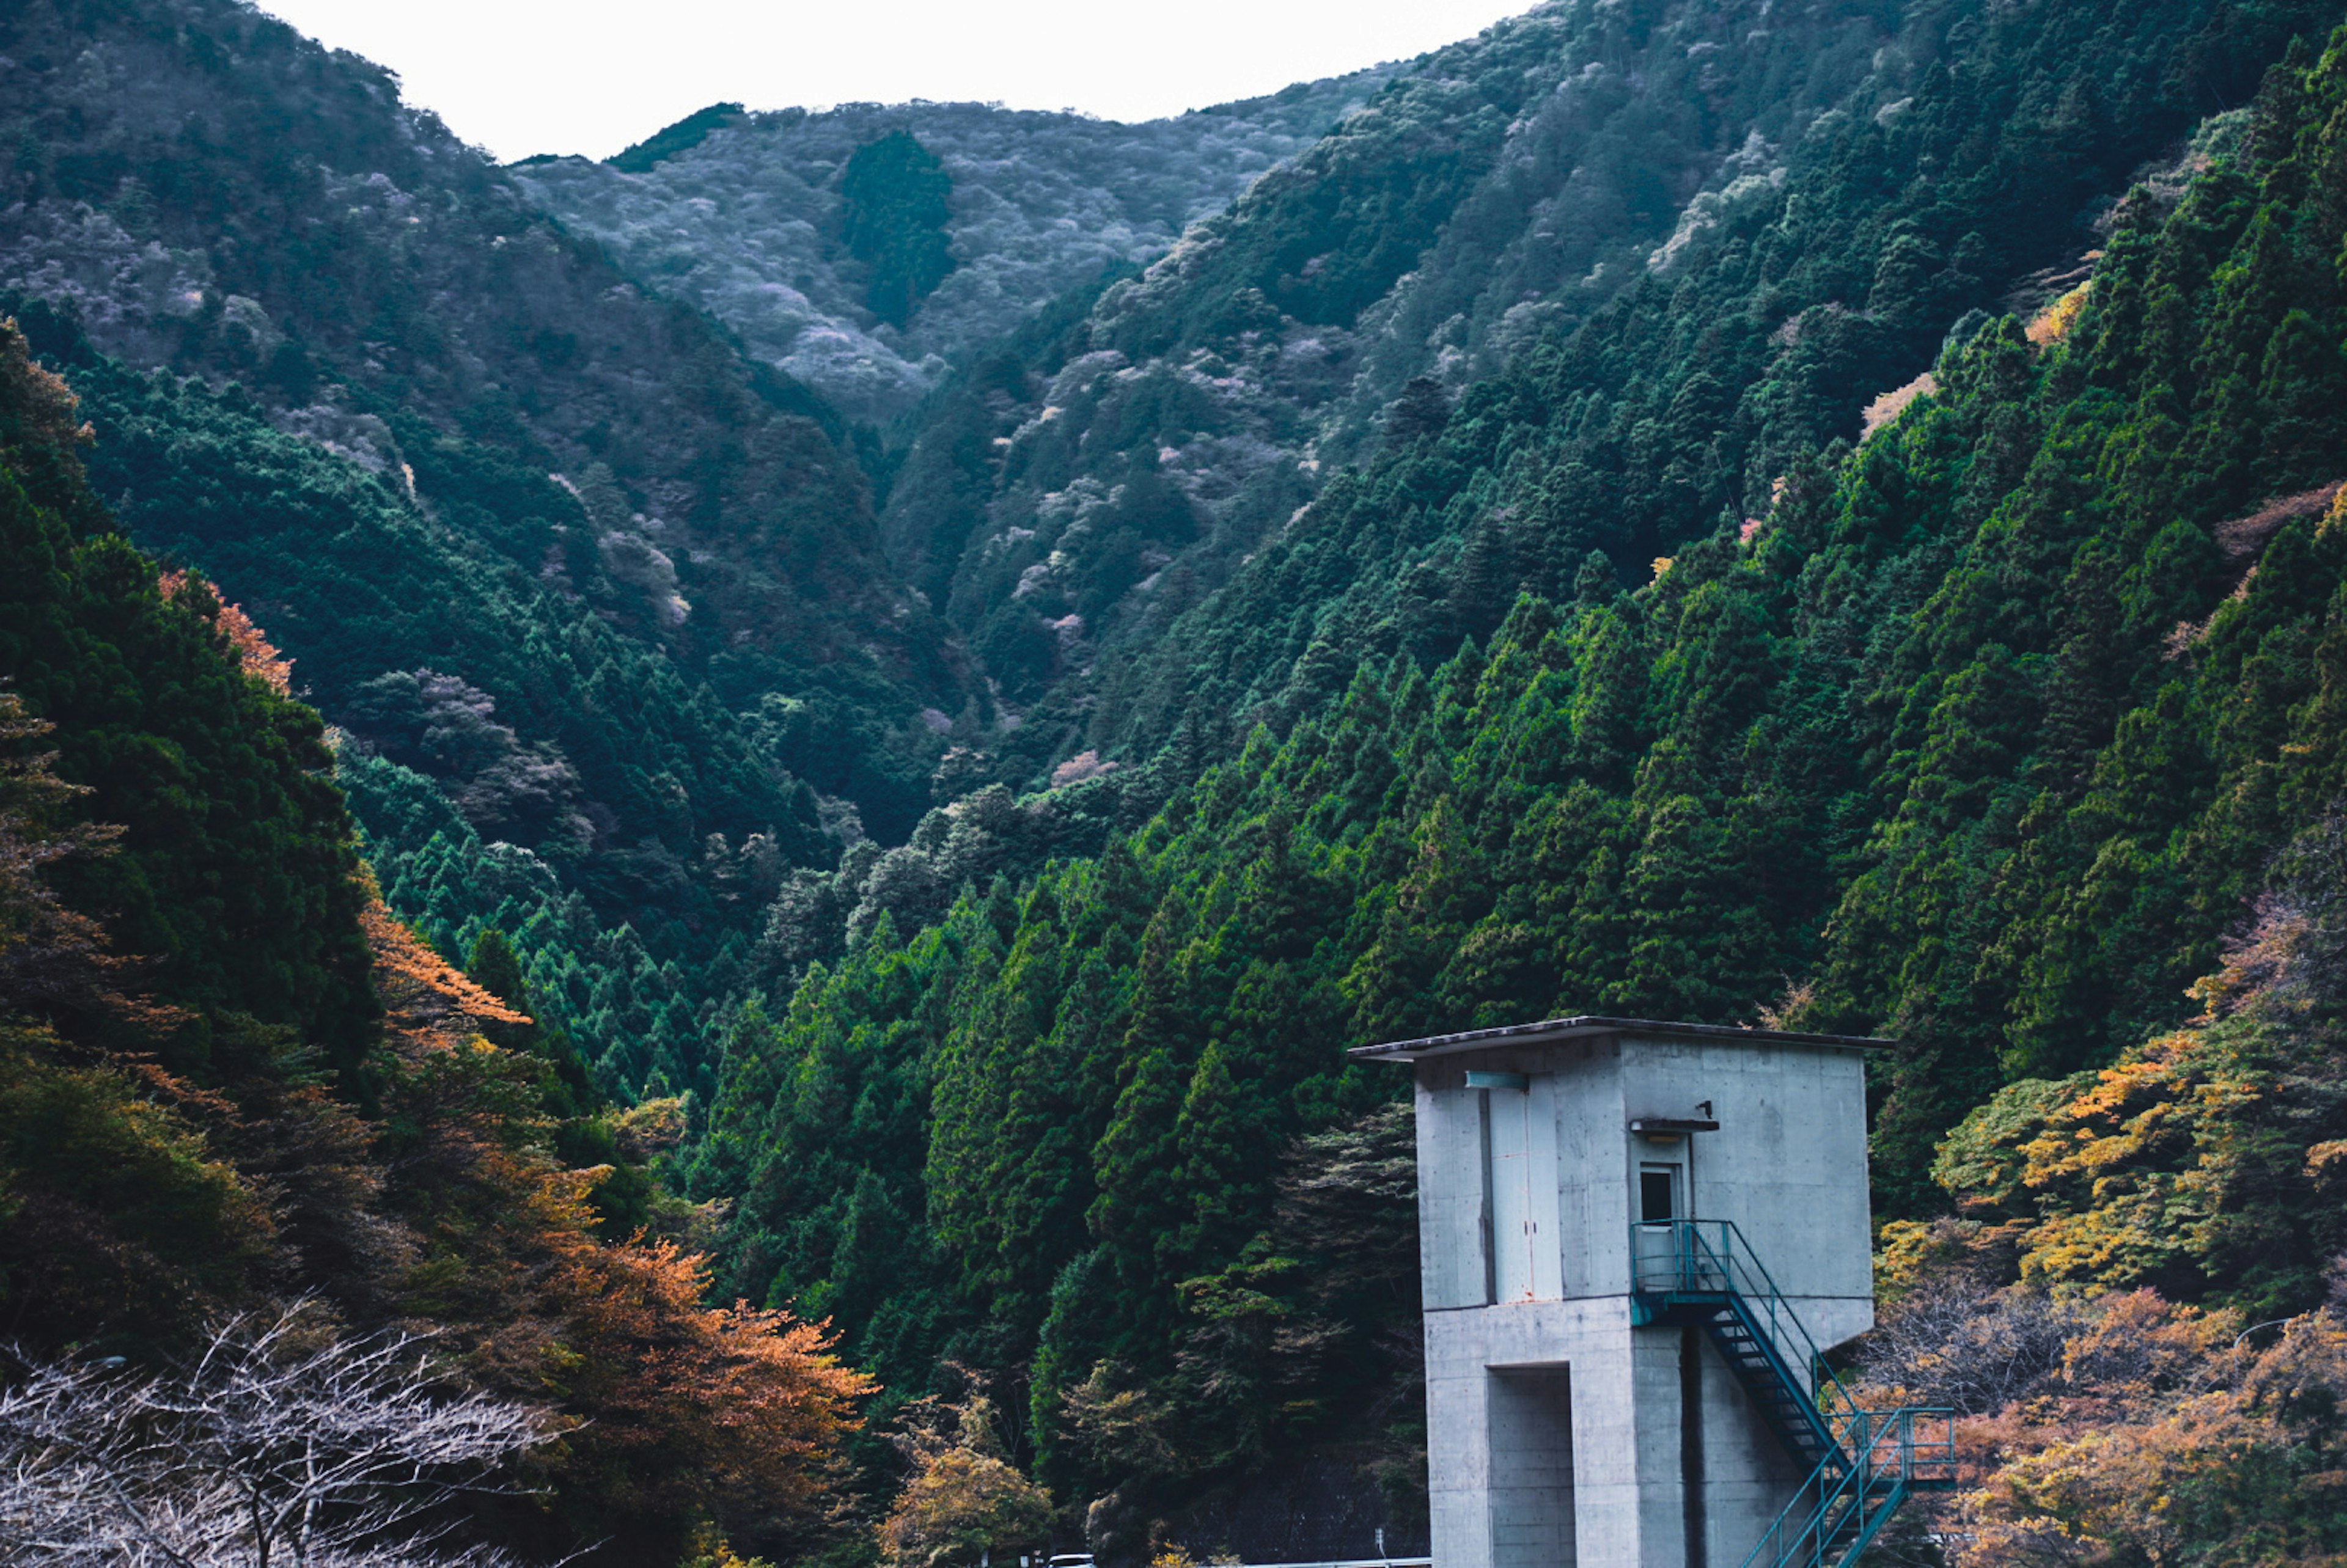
[1628,1219,1960,1568]
[1628,1219,1870,1456]
[1735,1407,1958,1568]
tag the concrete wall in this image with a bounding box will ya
[1554,1037,1631,1297]
[1693,1323,1817,1568]
[1615,1031,1875,1349]
[1425,1299,1623,1568]
[1412,1028,1878,1568]
[1425,1299,1818,1568]
[1416,1035,1873,1334]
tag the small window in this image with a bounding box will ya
[1639,1167,1677,1223]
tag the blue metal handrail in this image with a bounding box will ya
[1628,1220,1958,1568]
[1628,1219,1870,1457]
[1734,1407,1958,1568]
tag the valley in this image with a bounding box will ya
[6,0,2347,1563]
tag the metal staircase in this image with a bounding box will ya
[1628,1220,1956,1568]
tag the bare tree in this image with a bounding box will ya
[0,1305,548,1568]
[1859,1277,2087,1415]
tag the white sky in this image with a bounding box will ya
[255,0,1540,163]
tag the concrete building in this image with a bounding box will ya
[1351,1014,1931,1568]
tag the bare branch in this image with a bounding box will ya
[0,1304,549,1568]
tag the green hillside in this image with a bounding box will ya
[0,0,990,1091]
[6,0,2347,1563]
[0,317,873,1564]
[677,0,2347,1544]
[867,0,2330,799]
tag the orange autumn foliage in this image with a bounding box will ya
[350,878,872,1550]
[1947,1297,2347,1568]
[360,882,532,1040]
[549,1226,876,1524]
[0,390,866,1556]
[2024,279,2092,345]
[0,326,92,453]
[156,570,295,696]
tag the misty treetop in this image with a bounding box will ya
[518,73,1399,423]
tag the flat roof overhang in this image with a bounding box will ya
[1348,1014,1893,1063]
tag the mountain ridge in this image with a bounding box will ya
[514,70,1403,425]
[7,3,2347,1564]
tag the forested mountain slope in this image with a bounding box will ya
[516,74,1398,425]
[0,0,930,686]
[0,2,974,816]
[0,320,870,1566]
[0,0,997,1090]
[677,4,2347,1545]
[24,330,811,1096]
[7,0,2347,1561]
[869,0,2329,794]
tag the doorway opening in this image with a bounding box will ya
[1488,1365,1574,1568]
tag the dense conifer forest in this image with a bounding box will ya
[12,0,2347,1563]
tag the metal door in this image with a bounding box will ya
[1490,1086,1539,1301]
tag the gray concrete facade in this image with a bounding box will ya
[1351,1017,1887,1568]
